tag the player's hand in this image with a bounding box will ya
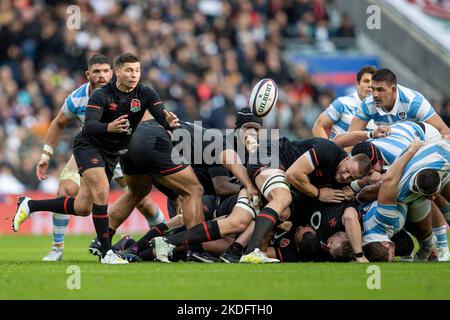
[107,115,130,133]
[318,187,346,203]
[408,140,424,152]
[373,125,391,138]
[356,256,369,263]
[164,110,180,128]
[341,186,355,201]
[246,185,260,209]
[36,157,49,180]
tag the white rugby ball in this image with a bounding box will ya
[249,78,278,117]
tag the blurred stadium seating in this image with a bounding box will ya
[0,0,449,193]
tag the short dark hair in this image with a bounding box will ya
[352,153,372,177]
[115,52,140,67]
[372,68,397,86]
[235,107,263,129]
[298,232,322,262]
[356,65,377,82]
[364,242,395,262]
[416,169,441,195]
[331,239,355,262]
[87,54,111,68]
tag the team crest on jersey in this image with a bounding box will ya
[280,238,290,248]
[130,99,141,112]
[398,111,406,120]
[109,102,118,111]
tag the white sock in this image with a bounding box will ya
[146,207,166,226]
[432,225,448,251]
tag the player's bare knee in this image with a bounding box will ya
[185,183,204,198]
[229,217,249,234]
[267,188,291,210]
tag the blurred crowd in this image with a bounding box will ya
[0,0,448,192]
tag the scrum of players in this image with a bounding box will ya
[11,53,450,264]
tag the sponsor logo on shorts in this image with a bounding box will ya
[90,158,100,165]
[130,99,141,112]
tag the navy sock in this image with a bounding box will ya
[245,207,278,254]
[92,204,110,257]
[29,197,76,215]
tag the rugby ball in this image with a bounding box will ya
[249,78,278,117]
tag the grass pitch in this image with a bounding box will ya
[1,235,449,300]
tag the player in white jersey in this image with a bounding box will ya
[349,68,450,137]
[312,66,377,140]
[37,55,165,261]
[362,140,424,262]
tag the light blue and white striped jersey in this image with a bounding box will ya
[362,201,408,245]
[61,82,91,126]
[397,140,450,204]
[369,121,426,165]
[356,84,436,125]
[326,91,361,140]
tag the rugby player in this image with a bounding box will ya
[34,54,165,262]
[13,53,179,264]
[312,65,377,140]
[349,68,450,136]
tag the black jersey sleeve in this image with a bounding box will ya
[84,89,108,134]
[143,85,170,130]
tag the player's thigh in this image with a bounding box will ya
[155,165,203,196]
[254,168,291,205]
[124,174,153,199]
[407,198,432,223]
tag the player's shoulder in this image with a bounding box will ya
[397,84,425,104]
[332,93,356,108]
[138,82,158,95]
[361,94,375,107]
[89,82,112,99]
[68,83,89,99]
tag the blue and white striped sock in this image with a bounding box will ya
[146,207,166,227]
[53,213,70,245]
[439,203,450,225]
[432,225,448,251]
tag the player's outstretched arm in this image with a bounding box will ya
[378,140,424,205]
[425,114,450,137]
[348,117,368,132]
[286,153,346,203]
[312,112,334,139]
[342,207,368,263]
[334,125,391,148]
[36,110,72,181]
[219,149,259,207]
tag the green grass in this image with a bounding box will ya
[1,235,449,300]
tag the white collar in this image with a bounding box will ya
[352,91,362,106]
